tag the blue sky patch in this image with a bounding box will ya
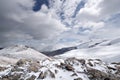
[33,0,49,11]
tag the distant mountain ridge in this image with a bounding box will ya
[42,38,120,56]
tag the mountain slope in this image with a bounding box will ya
[42,46,77,56]
[0,45,49,65]
[58,43,120,62]
[42,38,120,59]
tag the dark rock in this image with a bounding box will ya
[88,61,94,66]
[111,62,120,65]
[104,78,110,80]
[16,59,27,66]
[55,69,58,74]
[65,64,74,71]
[74,77,82,80]
[0,66,7,71]
[2,73,22,80]
[26,75,36,80]
[71,73,78,76]
[77,59,86,65]
[28,62,40,72]
[38,71,47,79]
[87,68,108,79]
[48,70,55,78]
[107,66,116,70]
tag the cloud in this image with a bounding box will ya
[73,0,120,39]
[0,0,68,48]
[0,0,120,51]
[99,0,120,16]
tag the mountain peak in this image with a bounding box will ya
[0,45,50,65]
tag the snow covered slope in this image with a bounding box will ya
[58,38,120,62]
[0,45,49,65]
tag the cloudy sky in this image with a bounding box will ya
[0,0,120,51]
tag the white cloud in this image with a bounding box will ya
[73,0,120,39]
[0,0,120,51]
[99,0,120,16]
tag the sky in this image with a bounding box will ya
[0,0,120,51]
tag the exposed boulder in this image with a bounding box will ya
[87,67,108,79]
[38,71,47,79]
[74,77,83,80]
[65,64,74,71]
[26,75,36,80]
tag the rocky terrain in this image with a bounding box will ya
[0,57,120,80]
[0,42,120,80]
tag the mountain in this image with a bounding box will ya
[40,38,120,63]
[0,44,120,80]
[42,46,77,56]
[57,38,120,62]
[42,38,120,57]
[0,45,49,65]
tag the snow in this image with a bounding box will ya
[0,38,120,79]
[0,45,49,65]
[59,43,120,63]
[38,58,90,80]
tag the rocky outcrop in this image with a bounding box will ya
[0,58,120,80]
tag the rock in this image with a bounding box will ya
[65,64,74,71]
[87,68,108,79]
[48,70,55,78]
[38,71,47,79]
[104,78,110,80]
[28,62,40,72]
[71,73,78,76]
[0,66,7,71]
[107,66,116,70]
[26,75,36,80]
[16,59,27,66]
[11,66,24,72]
[77,59,86,65]
[111,62,120,65]
[74,77,82,80]
[2,73,22,80]
[95,59,102,61]
[55,69,58,74]
[88,61,94,66]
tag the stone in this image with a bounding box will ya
[48,70,55,78]
[0,66,7,71]
[77,59,86,65]
[26,75,36,80]
[88,61,94,67]
[16,59,27,66]
[2,73,22,80]
[74,77,82,80]
[87,68,108,79]
[38,71,47,79]
[65,64,74,71]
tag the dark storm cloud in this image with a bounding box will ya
[0,0,68,47]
